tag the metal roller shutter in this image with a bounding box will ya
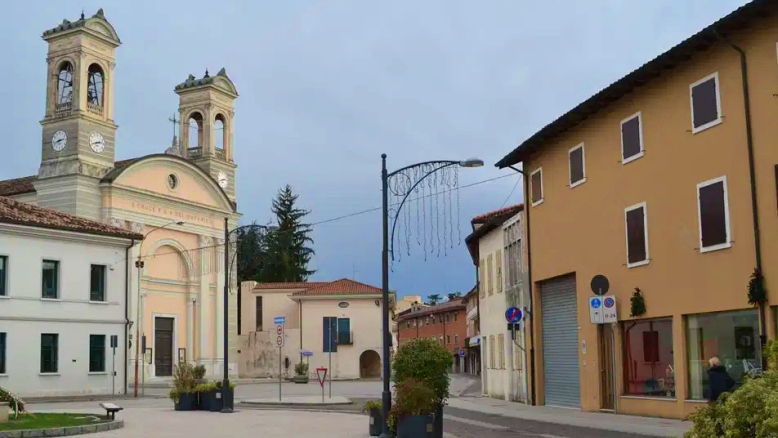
[540,275,580,408]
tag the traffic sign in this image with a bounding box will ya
[602,295,618,323]
[316,367,328,387]
[459,350,465,358]
[590,275,610,296]
[505,306,523,324]
[589,297,604,324]
[276,324,285,347]
[274,316,286,325]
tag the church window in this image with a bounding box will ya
[188,112,204,150]
[167,174,179,190]
[214,113,227,153]
[87,63,105,112]
[56,61,74,105]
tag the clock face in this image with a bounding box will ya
[217,171,228,188]
[89,132,105,153]
[51,130,67,152]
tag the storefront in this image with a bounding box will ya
[466,336,481,376]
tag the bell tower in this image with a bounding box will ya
[175,69,239,201]
[36,9,121,218]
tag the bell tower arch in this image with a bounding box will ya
[36,9,121,218]
[175,69,239,201]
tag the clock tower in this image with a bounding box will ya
[35,9,120,218]
[175,69,238,202]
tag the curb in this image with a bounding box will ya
[241,401,354,407]
[0,419,124,438]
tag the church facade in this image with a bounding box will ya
[0,9,242,383]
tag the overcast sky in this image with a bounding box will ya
[0,0,748,300]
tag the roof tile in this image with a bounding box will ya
[252,282,327,291]
[471,203,523,224]
[292,278,382,297]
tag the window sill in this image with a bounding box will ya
[622,151,645,165]
[627,259,650,269]
[531,199,544,208]
[40,298,61,302]
[620,395,677,402]
[88,371,108,375]
[686,399,710,404]
[570,178,586,189]
[692,118,723,134]
[699,241,732,253]
[39,372,60,376]
[89,300,109,305]
[0,374,7,377]
[0,295,8,299]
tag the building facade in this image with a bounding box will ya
[0,196,142,397]
[238,279,386,380]
[396,299,467,372]
[0,10,243,385]
[465,204,528,402]
[495,0,778,419]
[462,288,481,376]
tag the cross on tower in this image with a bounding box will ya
[168,114,179,137]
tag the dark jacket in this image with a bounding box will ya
[707,365,735,402]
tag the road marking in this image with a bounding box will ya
[445,415,509,430]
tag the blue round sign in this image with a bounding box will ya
[604,297,615,308]
[459,350,465,358]
[590,298,602,309]
[505,306,522,323]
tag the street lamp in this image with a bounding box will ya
[379,154,483,437]
[220,220,278,413]
[133,220,185,398]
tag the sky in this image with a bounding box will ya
[0,0,750,301]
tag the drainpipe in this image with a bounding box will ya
[715,31,767,371]
[299,300,303,364]
[124,239,135,395]
[509,165,536,405]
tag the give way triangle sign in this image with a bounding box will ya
[316,367,327,387]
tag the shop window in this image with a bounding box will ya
[686,310,760,400]
[622,318,674,397]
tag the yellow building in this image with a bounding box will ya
[0,9,242,385]
[496,0,777,419]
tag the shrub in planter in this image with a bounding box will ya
[0,386,26,415]
[362,400,383,437]
[685,341,778,437]
[171,363,198,411]
[210,380,237,411]
[388,378,436,438]
[195,382,218,411]
[392,338,454,438]
[293,362,309,384]
[193,364,207,383]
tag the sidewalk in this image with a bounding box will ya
[129,376,369,389]
[446,397,691,437]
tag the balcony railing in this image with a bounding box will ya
[187,147,202,159]
[216,148,226,159]
[337,331,353,345]
[87,102,103,116]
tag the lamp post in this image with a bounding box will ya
[220,220,278,413]
[380,154,483,437]
[133,220,185,398]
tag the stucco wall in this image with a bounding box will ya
[238,329,301,378]
[0,224,131,397]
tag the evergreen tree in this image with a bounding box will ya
[264,185,315,282]
[236,222,272,282]
[427,294,442,305]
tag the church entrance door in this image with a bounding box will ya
[154,317,175,377]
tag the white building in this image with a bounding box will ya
[0,196,141,398]
[465,204,529,403]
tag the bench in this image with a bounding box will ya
[99,402,123,420]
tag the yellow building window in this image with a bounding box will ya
[479,259,485,298]
[496,249,503,293]
[498,334,505,369]
[489,335,496,368]
[487,254,494,296]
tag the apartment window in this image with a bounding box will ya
[697,176,731,252]
[478,261,485,298]
[255,296,263,331]
[454,334,459,345]
[90,264,107,302]
[495,249,503,293]
[498,334,505,369]
[446,335,451,344]
[503,217,523,291]
[489,335,496,368]
[454,313,457,322]
[0,256,6,296]
[486,254,494,296]
[323,317,337,353]
[431,317,435,325]
[406,321,411,329]
[0,332,5,374]
[624,202,649,267]
[530,168,544,206]
[42,260,59,299]
[337,318,352,345]
[40,333,59,373]
[623,318,674,397]
[621,112,644,163]
[445,314,450,323]
[690,72,722,133]
[439,335,443,344]
[425,318,429,326]
[568,143,586,187]
[89,335,106,373]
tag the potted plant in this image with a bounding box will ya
[362,399,383,436]
[193,364,207,383]
[293,362,309,384]
[195,382,217,411]
[389,378,435,438]
[392,338,454,438]
[171,363,198,411]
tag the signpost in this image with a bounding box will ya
[327,321,334,398]
[140,334,146,396]
[589,295,618,324]
[316,367,328,403]
[275,316,285,401]
[505,306,523,341]
[110,335,118,397]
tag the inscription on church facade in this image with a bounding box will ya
[130,201,214,227]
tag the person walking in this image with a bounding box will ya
[707,356,735,403]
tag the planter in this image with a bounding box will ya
[397,415,433,438]
[175,392,198,411]
[368,408,382,436]
[432,403,443,438]
[212,386,235,411]
[292,375,309,384]
[198,390,214,411]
